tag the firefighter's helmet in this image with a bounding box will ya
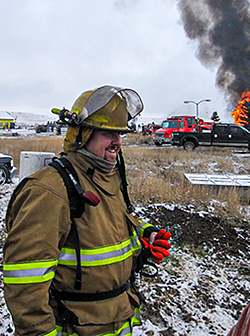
[72,85,143,132]
[63,85,143,151]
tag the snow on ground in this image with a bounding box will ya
[0,177,250,335]
[130,202,250,336]
[0,181,17,336]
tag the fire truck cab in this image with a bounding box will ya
[154,115,213,146]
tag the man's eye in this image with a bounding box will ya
[103,132,113,137]
[103,132,121,137]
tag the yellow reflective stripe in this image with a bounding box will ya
[59,233,141,267]
[130,230,141,251]
[61,239,131,255]
[131,307,142,327]
[138,220,154,238]
[40,327,57,335]
[98,321,132,336]
[3,259,58,285]
[3,272,55,284]
[3,259,58,271]
[59,250,133,267]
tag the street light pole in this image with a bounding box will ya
[183,99,211,120]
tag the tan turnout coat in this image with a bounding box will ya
[3,152,145,335]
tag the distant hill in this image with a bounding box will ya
[10,112,58,126]
[10,112,202,128]
[10,112,166,128]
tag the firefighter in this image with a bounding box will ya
[3,85,171,336]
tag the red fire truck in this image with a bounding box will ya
[154,116,214,146]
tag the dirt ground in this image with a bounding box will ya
[140,205,250,261]
[134,205,250,335]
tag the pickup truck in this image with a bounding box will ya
[171,123,250,150]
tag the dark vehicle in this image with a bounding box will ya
[0,153,17,186]
[36,124,48,133]
[172,123,250,151]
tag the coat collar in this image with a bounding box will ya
[64,152,121,196]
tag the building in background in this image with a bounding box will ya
[0,111,15,129]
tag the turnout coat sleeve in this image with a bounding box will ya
[3,167,71,336]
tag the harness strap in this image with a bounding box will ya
[69,218,82,290]
[49,157,84,290]
[49,158,85,218]
[50,281,130,302]
[54,157,84,198]
[117,150,134,214]
[49,290,79,328]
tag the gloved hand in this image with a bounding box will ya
[140,229,171,265]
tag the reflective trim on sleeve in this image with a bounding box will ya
[131,307,142,327]
[137,220,154,238]
[59,231,141,267]
[3,260,58,284]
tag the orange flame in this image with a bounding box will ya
[231,91,250,126]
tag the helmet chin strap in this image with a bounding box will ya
[76,126,84,148]
[117,150,134,214]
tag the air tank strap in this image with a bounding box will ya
[50,280,130,302]
[117,150,134,214]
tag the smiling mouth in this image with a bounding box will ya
[106,145,118,154]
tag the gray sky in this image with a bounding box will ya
[0,0,234,122]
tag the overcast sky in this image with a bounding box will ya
[0,0,234,122]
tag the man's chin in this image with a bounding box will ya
[104,154,117,163]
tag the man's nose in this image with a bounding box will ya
[112,132,121,139]
[112,132,122,143]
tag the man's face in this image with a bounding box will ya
[85,130,122,163]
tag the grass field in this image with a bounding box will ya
[1,133,249,221]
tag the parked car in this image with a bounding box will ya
[0,153,17,186]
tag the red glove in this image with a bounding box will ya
[141,229,171,265]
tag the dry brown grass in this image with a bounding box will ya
[122,136,250,221]
[1,133,249,221]
[0,136,63,170]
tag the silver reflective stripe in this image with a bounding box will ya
[137,221,153,238]
[59,233,141,266]
[130,231,141,247]
[119,326,132,336]
[4,265,56,278]
[134,311,141,320]
[60,243,131,262]
[3,260,58,284]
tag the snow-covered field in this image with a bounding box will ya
[0,182,17,336]
[0,153,250,335]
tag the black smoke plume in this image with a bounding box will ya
[178,0,250,106]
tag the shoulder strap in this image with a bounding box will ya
[49,156,100,290]
[49,157,85,219]
[49,157,84,290]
